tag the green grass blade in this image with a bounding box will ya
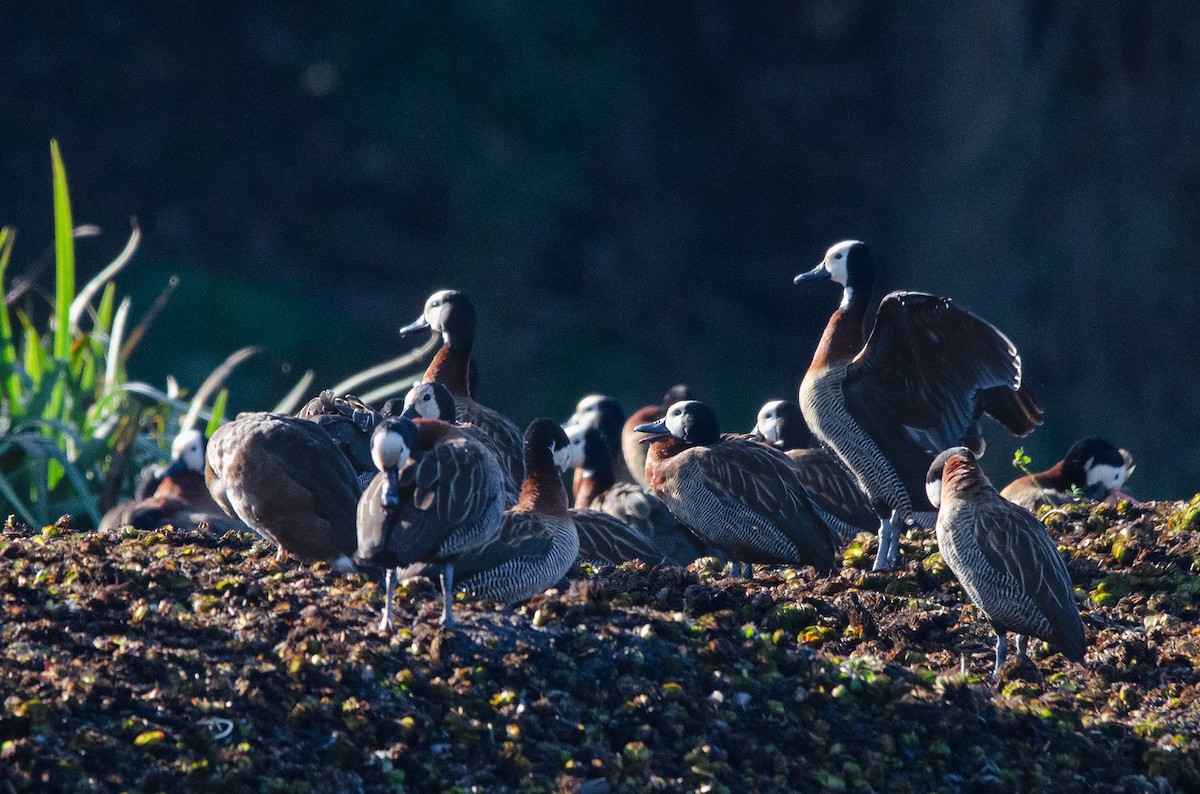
[0,227,20,415]
[50,140,76,363]
[205,388,229,437]
[95,282,116,335]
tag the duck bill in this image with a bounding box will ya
[634,419,670,443]
[163,456,187,478]
[399,405,420,420]
[399,316,430,337]
[793,264,831,284]
[381,469,401,508]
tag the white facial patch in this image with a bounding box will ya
[552,443,571,473]
[424,289,455,336]
[564,425,588,469]
[925,478,943,509]
[1086,462,1129,493]
[822,240,860,287]
[664,402,689,438]
[171,429,206,472]
[756,401,783,444]
[404,384,439,418]
[371,430,410,472]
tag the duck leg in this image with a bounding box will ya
[1015,633,1029,659]
[379,568,395,631]
[275,546,290,564]
[439,563,456,628]
[871,511,899,571]
[994,633,1008,677]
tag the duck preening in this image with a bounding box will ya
[1000,438,1135,511]
[637,400,839,578]
[355,416,507,629]
[563,423,713,567]
[927,447,1086,676]
[400,289,525,490]
[99,429,245,533]
[296,390,384,490]
[751,400,877,542]
[399,419,580,610]
[795,240,1043,570]
[205,413,360,570]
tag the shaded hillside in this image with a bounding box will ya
[2,497,1199,792]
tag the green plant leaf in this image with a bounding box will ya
[205,389,229,438]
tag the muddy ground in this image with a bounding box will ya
[2,498,1199,792]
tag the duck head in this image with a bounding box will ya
[401,381,457,421]
[399,290,477,347]
[566,394,626,452]
[636,400,721,446]
[794,240,875,308]
[370,417,417,508]
[926,446,984,508]
[563,423,607,474]
[753,399,810,449]
[164,429,206,477]
[522,418,572,473]
[1063,438,1135,500]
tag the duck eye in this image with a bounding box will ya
[834,253,843,260]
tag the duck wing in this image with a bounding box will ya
[969,495,1085,661]
[455,396,525,492]
[571,509,662,565]
[786,448,877,539]
[843,292,1042,499]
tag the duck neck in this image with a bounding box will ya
[1033,459,1071,490]
[811,287,869,368]
[517,448,570,516]
[423,339,475,398]
[572,448,615,509]
[643,436,689,491]
[411,418,456,454]
[944,456,992,500]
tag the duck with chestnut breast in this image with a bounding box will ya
[637,400,839,578]
[206,413,360,571]
[399,289,524,489]
[1000,438,1135,512]
[622,384,693,489]
[99,429,247,533]
[927,447,1086,676]
[794,240,1044,570]
[296,390,384,490]
[356,416,507,629]
[564,424,713,567]
[402,419,580,607]
[566,394,634,484]
[751,400,877,543]
[399,381,519,504]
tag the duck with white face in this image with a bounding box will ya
[927,446,1086,677]
[637,400,839,579]
[164,429,206,477]
[999,438,1135,512]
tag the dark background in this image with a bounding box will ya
[3,2,1197,499]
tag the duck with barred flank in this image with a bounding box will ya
[401,419,579,607]
[205,413,360,570]
[1000,438,1135,512]
[400,381,520,504]
[751,399,877,543]
[927,447,1086,676]
[564,423,714,567]
[400,289,524,490]
[794,240,1043,570]
[637,400,838,578]
[355,416,507,629]
[621,384,692,489]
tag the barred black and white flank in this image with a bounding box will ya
[928,446,1086,676]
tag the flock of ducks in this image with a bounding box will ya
[100,241,1138,676]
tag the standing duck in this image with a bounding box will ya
[751,400,877,542]
[927,447,1086,675]
[99,429,246,533]
[355,416,506,629]
[400,381,519,503]
[205,413,360,570]
[296,390,383,490]
[403,419,580,607]
[794,240,1043,570]
[399,289,524,489]
[564,424,712,567]
[1000,438,1135,511]
[637,400,838,578]
[622,384,692,489]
